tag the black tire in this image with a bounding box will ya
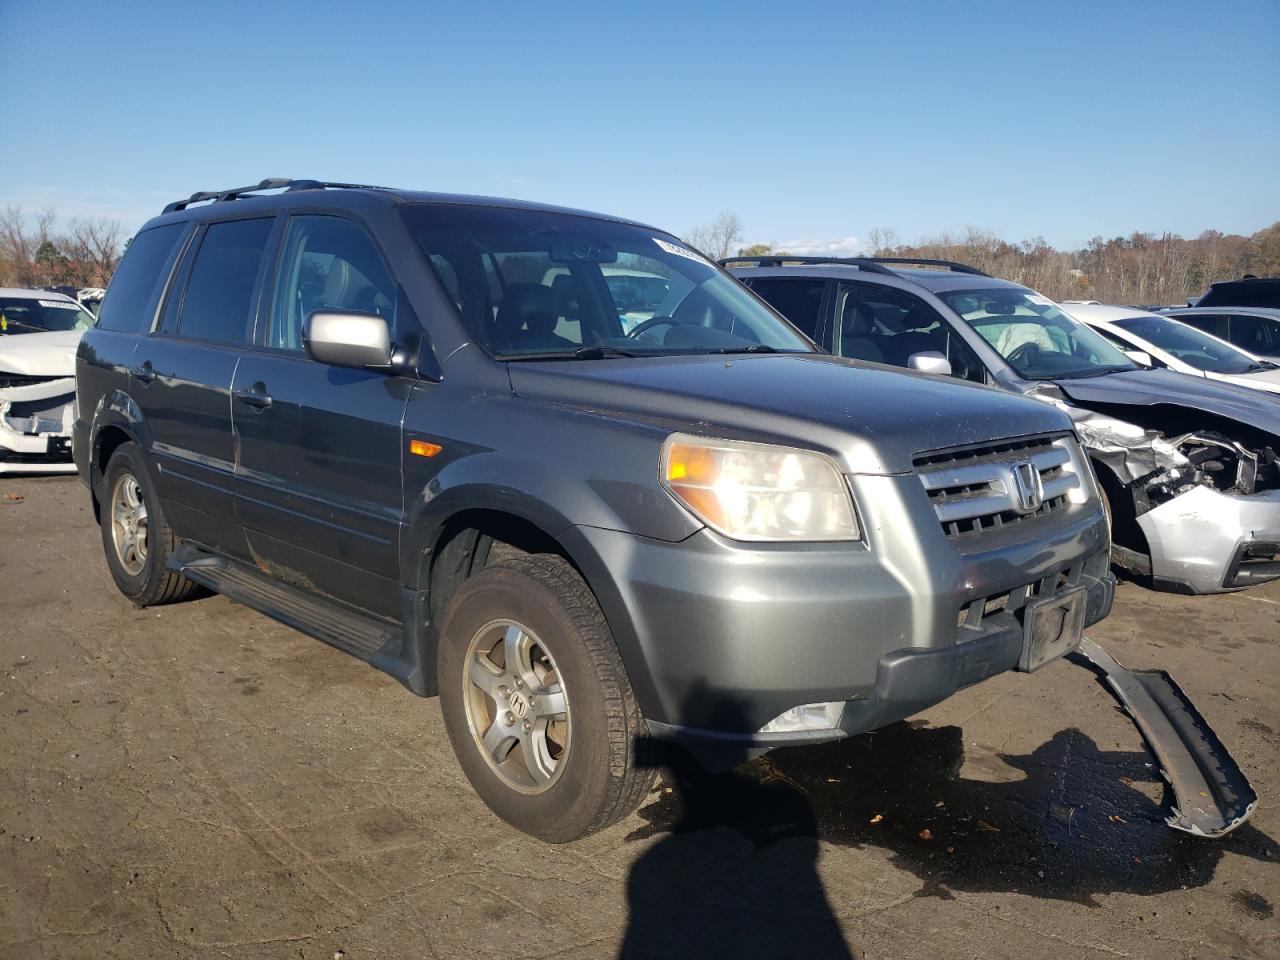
[99,442,199,606]
[437,554,655,842]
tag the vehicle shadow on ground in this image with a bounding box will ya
[618,695,857,960]
[618,705,1278,958]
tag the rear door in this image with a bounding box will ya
[133,215,276,555]
[231,213,411,618]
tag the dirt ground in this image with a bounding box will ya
[2,474,1277,959]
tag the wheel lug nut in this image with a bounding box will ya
[522,719,532,733]
[499,684,509,696]
[514,677,524,688]
[505,711,515,725]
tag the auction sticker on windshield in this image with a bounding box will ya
[39,300,81,309]
[1027,294,1055,307]
[654,237,712,266]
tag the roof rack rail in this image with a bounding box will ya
[162,178,387,214]
[860,257,990,277]
[719,255,897,276]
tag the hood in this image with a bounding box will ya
[1052,368,1280,438]
[1219,366,1280,392]
[0,329,82,377]
[509,353,1073,475]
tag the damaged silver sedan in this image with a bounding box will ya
[933,286,1280,594]
[0,289,92,474]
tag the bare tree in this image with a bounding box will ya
[0,208,126,288]
[686,211,744,260]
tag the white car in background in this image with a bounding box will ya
[0,288,95,474]
[1062,301,1280,396]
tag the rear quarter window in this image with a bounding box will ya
[96,223,189,333]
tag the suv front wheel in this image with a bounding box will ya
[437,554,655,841]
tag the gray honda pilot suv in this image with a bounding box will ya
[75,179,1113,841]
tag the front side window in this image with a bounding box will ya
[939,287,1136,380]
[400,204,814,358]
[268,216,396,352]
[834,282,985,382]
[1113,315,1265,374]
[95,222,189,334]
[0,296,95,335]
[176,218,273,345]
[746,277,825,339]
[1228,314,1280,355]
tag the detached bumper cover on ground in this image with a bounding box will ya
[1072,637,1258,837]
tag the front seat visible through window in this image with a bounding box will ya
[838,299,883,362]
[496,283,575,352]
[880,304,945,366]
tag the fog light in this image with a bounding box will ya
[757,701,846,734]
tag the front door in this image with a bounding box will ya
[232,214,410,618]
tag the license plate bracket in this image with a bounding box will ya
[1020,587,1087,672]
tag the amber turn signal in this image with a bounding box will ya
[409,439,443,458]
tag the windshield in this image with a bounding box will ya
[400,205,814,358]
[938,287,1137,379]
[0,296,95,335]
[1113,315,1267,374]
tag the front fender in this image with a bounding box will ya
[399,448,701,590]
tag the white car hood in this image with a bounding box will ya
[0,330,83,377]
[1214,366,1280,393]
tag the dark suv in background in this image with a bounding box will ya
[76,181,1112,840]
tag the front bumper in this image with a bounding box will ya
[573,474,1114,747]
[0,382,76,475]
[1139,485,1280,594]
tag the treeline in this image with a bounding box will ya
[0,208,125,290]
[862,223,1280,306]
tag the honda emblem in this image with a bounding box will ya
[1010,462,1044,513]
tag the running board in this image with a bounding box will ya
[169,545,403,664]
[1070,638,1257,838]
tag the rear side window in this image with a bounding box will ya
[1177,314,1223,337]
[177,218,274,344]
[96,223,188,333]
[1228,314,1280,354]
[747,277,825,340]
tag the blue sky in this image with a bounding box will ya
[2,0,1277,252]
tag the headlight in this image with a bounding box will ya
[660,434,860,542]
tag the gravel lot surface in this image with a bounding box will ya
[2,475,1277,959]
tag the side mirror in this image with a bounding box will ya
[908,351,953,377]
[1124,349,1154,367]
[303,311,393,369]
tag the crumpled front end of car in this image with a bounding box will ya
[1076,412,1280,592]
[0,373,77,474]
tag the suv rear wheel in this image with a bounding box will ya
[437,554,655,841]
[99,442,200,606]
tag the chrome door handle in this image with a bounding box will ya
[234,385,272,409]
[132,362,156,384]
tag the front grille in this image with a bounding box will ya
[915,434,1080,539]
[0,372,62,389]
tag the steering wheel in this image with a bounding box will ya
[625,315,678,340]
[1006,342,1043,370]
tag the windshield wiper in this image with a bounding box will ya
[496,345,640,361]
[710,344,780,355]
[1052,365,1136,380]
